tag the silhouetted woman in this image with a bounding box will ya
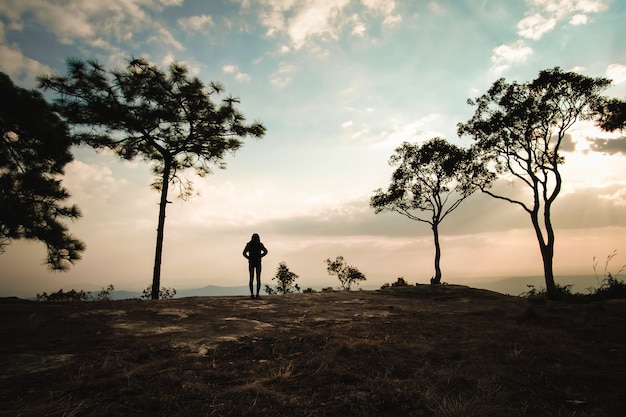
[242,233,268,300]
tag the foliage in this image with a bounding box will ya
[93,284,115,301]
[519,252,626,301]
[263,284,277,295]
[270,262,300,295]
[302,287,316,293]
[37,288,90,302]
[325,256,366,291]
[142,285,176,300]
[39,58,265,299]
[381,277,411,289]
[371,137,489,284]
[596,97,626,132]
[0,72,85,270]
[519,283,575,301]
[458,67,612,296]
[590,250,626,300]
[36,284,115,301]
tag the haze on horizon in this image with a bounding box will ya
[1,0,625,298]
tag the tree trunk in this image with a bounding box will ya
[431,223,442,284]
[531,209,557,297]
[151,160,171,300]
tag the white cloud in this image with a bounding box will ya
[235,72,251,82]
[517,13,556,40]
[0,0,184,56]
[371,114,445,150]
[606,63,626,85]
[222,64,251,82]
[178,14,214,33]
[223,64,238,73]
[0,45,52,86]
[341,120,354,128]
[287,0,350,49]
[490,40,533,74]
[517,0,608,40]
[270,61,296,87]
[246,0,400,50]
[569,13,588,25]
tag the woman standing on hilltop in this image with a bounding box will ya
[242,233,268,300]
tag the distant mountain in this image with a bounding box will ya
[175,285,250,298]
[108,285,250,300]
[467,275,602,296]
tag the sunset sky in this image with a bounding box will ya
[1,0,626,297]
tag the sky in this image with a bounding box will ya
[1,0,626,297]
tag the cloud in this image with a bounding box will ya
[0,0,184,57]
[243,0,400,50]
[178,14,215,33]
[222,64,251,82]
[270,61,296,87]
[588,137,626,155]
[490,40,533,74]
[569,13,588,25]
[0,44,52,86]
[517,0,608,40]
[371,114,446,150]
[607,63,626,85]
[236,72,251,82]
[517,13,556,40]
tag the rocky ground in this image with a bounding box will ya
[1,285,625,416]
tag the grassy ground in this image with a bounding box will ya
[1,285,625,416]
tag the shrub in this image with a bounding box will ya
[269,262,300,295]
[142,285,176,300]
[93,284,115,301]
[520,283,575,300]
[37,289,90,302]
[324,256,366,291]
[589,250,626,300]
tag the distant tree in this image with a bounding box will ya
[40,58,266,299]
[271,262,300,294]
[458,67,612,297]
[371,137,488,284]
[0,72,85,271]
[325,256,366,291]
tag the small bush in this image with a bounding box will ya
[267,262,300,295]
[142,285,176,300]
[325,256,366,291]
[93,284,115,301]
[37,289,90,302]
[519,283,575,301]
[589,250,626,300]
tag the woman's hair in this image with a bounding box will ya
[250,233,260,243]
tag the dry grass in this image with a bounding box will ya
[1,285,625,416]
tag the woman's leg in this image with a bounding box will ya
[255,264,262,296]
[248,263,255,297]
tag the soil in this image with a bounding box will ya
[1,285,626,416]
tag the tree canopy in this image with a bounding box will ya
[458,67,613,296]
[0,72,85,271]
[40,58,266,298]
[371,137,488,283]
